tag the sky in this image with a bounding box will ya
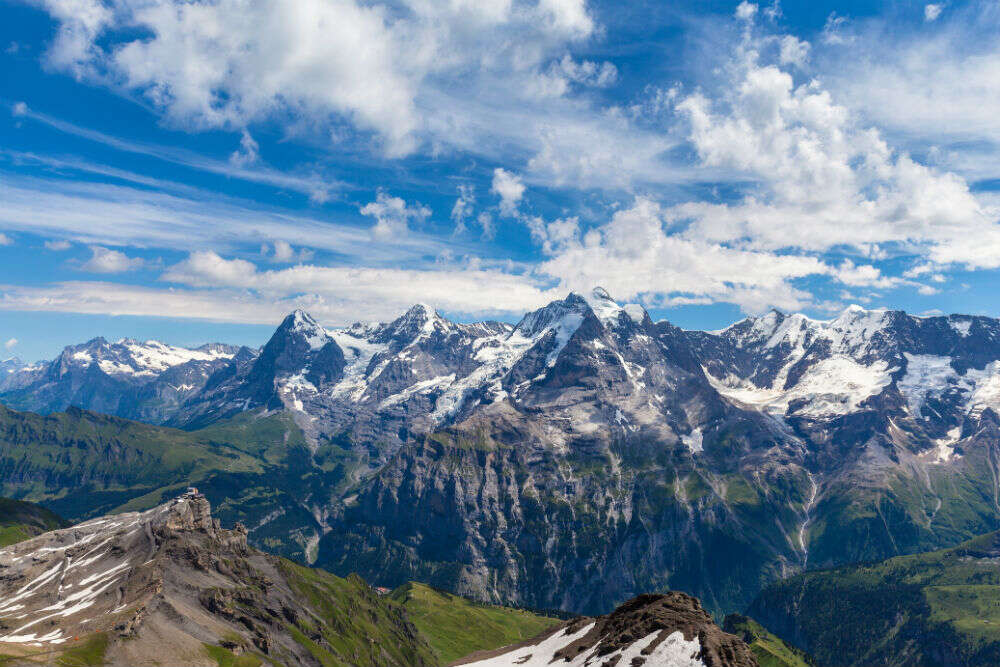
[2,0,1000,362]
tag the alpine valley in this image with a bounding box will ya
[5,288,1000,658]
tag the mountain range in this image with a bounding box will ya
[4,288,1000,618]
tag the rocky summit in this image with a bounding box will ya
[455,592,758,667]
[0,491,437,666]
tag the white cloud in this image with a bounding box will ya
[477,212,496,240]
[18,107,335,202]
[821,13,852,45]
[735,2,758,21]
[0,268,553,324]
[44,239,72,251]
[0,233,12,246]
[671,42,1000,271]
[264,240,314,264]
[229,130,260,167]
[11,101,28,117]
[32,0,598,157]
[139,250,558,322]
[553,54,618,87]
[924,4,943,22]
[79,246,144,273]
[450,185,476,235]
[4,338,16,351]
[491,168,525,217]
[778,35,810,67]
[360,190,431,240]
[815,6,1000,185]
[535,197,825,313]
[0,173,456,263]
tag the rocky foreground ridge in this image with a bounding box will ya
[455,592,758,667]
[0,491,436,666]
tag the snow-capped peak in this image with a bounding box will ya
[377,302,454,344]
[289,309,320,330]
[279,310,332,350]
[402,303,441,332]
[581,287,646,327]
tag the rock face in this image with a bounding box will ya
[0,491,437,666]
[455,592,758,667]
[7,290,1000,618]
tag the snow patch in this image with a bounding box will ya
[707,356,894,418]
[950,319,973,337]
[682,428,704,454]
[460,623,704,667]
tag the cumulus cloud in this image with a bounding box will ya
[44,239,72,251]
[262,240,314,263]
[31,0,597,156]
[670,38,1000,271]
[360,190,431,240]
[491,168,525,217]
[79,246,144,273]
[535,197,825,313]
[924,4,943,22]
[735,2,757,21]
[778,35,810,67]
[0,233,12,246]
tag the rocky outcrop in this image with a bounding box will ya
[454,592,758,667]
[0,491,437,666]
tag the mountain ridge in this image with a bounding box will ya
[5,289,1000,618]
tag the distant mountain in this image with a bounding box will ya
[0,496,66,547]
[454,592,758,667]
[6,290,1000,619]
[0,337,245,422]
[746,529,1000,667]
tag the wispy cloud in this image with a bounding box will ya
[0,172,463,263]
[12,103,337,201]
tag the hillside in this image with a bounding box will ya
[390,582,559,665]
[0,490,439,666]
[747,530,1000,666]
[0,404,341,564]
[0,497,65,547]
[723,615,812,667]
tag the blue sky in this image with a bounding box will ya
[2,0,1000,362]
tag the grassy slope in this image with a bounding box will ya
[390,582,560,665]
[276,561,439,667]
[0,403,264,518]
[0,497,67,547]
[748,529,1000,666]
[723,615,812,667]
